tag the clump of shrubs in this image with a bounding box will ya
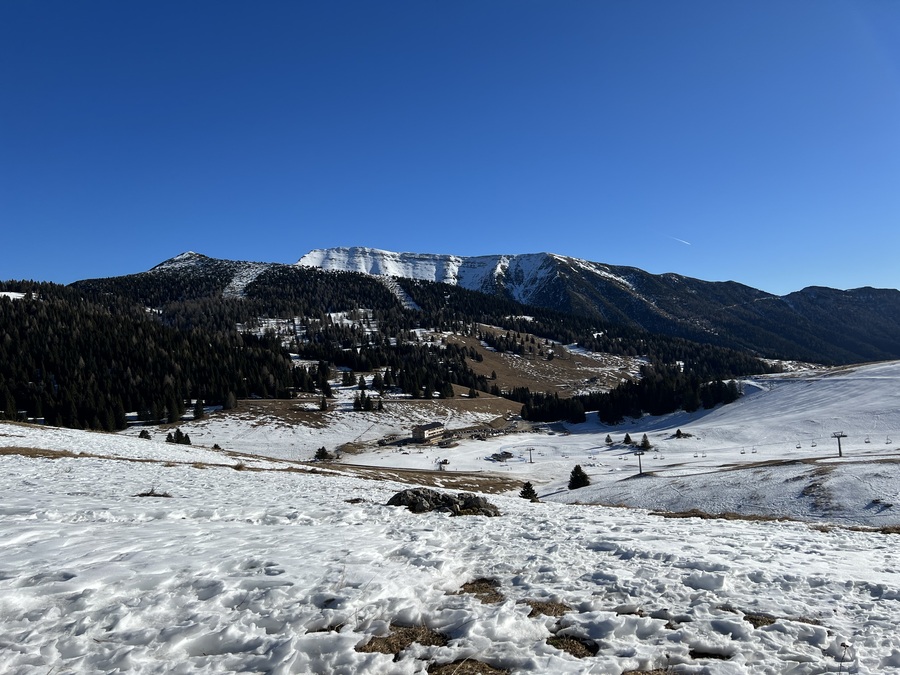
[165,428,191,445]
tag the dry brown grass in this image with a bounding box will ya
[340,465,521,494]
[427,660,509,674]
[221,399,330,428]
[0,446,82,459]
[649,508,784,523]
[458,578,504,604]
[356,624,448,656]
[742,612,776,628]
[522,600,571,618]
[546,635,599,658]
[651,506,900,535]
[445,330,635,399]
[848,524,900,535]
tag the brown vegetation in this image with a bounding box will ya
[458,578,504,604]
[356,624,448,655]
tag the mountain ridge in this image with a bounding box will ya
[76,248,900,365]
[296,246,900,365]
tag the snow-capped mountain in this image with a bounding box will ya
[298,247,900,365]
[74,249,900,365]
[298,247,562,303]
[297,246,755,312]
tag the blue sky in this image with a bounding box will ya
[2,1,899,295]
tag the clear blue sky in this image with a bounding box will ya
[2,1,899,295]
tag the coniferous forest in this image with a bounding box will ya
[1,257,782,431]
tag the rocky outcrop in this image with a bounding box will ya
[387,488,501,517]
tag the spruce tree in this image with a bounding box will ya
[519,481,539,502]
[568,465,590,489]
[640,433,652,450]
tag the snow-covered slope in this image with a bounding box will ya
[341,360,900,527]
[3,421,900,673]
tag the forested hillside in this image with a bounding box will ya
[1,256,780,431]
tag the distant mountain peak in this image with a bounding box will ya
[151,251,209,272]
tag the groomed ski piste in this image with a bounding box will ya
[2,361,900,673]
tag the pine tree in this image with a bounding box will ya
[194,400,205,421]
[138,429,151,440]
[314,446,331,461]
[640,433,652,450]
[624,433,633,445]
[519,481,539,501]
[605,434,613,445]
[568,465,590,489]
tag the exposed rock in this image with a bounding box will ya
[387,488,501,517]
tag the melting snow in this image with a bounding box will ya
[3,361,900,673]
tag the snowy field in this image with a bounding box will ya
[345,361,900,527]
[2,361,900,673]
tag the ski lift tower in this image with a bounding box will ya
[832,431,847,458]
[634,449,645,475]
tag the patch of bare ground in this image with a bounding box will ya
[0,446,84,459]
[546,635,599,658]
[0,445,329,478]
[341,465,521,494]
[427,660,509,675]
[650,508,784,523]
[458,578,504,604]
[742,612,776,628]
[356,624,448,658]
[357,387,521,419]
[521,600,571,618]
[445,331,636,398]
[849,524,900,535]
[214,399,329,428]
[653,505,895,534]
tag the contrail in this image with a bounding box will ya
[669,236,692,246]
